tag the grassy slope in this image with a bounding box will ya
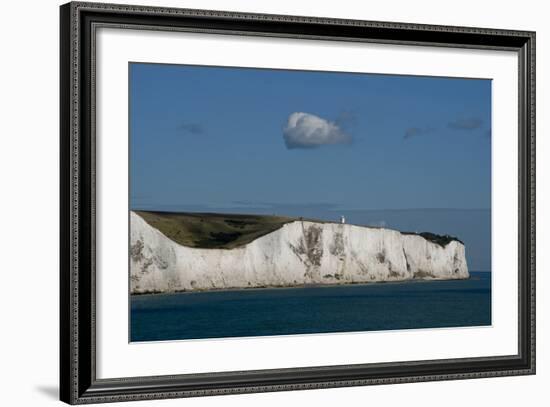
[134,210,463,249]
[135,211,298,249]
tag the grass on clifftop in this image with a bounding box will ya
[400,231,463,247]
[134,210,463,249]
[135,211,298,249]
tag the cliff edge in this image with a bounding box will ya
[130,211,469,294]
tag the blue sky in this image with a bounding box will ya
[130,63,491,269]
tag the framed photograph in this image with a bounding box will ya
[60,1,535,404]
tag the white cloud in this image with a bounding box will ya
[283,112,352,149]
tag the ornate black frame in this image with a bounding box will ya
[60,1,536,404]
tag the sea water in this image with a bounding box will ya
[130,271,491,342]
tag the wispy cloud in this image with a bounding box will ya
[367,220,387,228]
[405,116,487,141]
[334,110,358,128]
[230,201,341,211]
[283,112,352,149]
[404,127,433,140]
[178,122,205,135]
[447,117,483,131]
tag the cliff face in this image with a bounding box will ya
[130,211,469,294]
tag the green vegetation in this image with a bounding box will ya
[401,231,463,247]
[135,210,464,250]
[135,211,298,249]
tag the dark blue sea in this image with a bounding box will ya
[130,271,491,342]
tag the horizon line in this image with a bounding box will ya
[130,205,491,212]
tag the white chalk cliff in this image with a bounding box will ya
[130,211,469,294]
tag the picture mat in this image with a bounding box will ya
[96,27,518,379]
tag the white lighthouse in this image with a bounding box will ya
[340,215,346,224]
